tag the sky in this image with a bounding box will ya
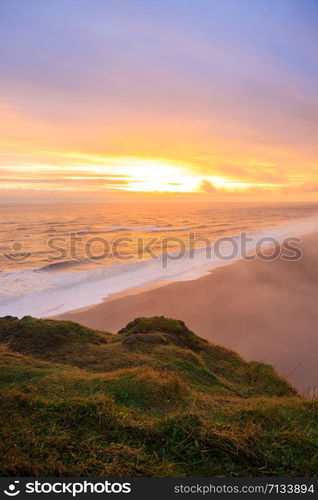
[0,0,318,202]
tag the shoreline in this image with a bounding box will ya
[56,232,318,394]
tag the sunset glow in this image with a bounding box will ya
[0,155,282,196]
[0,0,317,201]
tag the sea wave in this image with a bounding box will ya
[35,258,94,272]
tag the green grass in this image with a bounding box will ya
[0,315,317,477]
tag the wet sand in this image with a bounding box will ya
[56,233,318,394]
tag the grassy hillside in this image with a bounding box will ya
[0,315,317,477]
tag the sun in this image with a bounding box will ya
[113,159,199,193]
[84,157,200,192]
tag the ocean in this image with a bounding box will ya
[1,201,318,318]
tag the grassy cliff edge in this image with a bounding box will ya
[0,315,317,477]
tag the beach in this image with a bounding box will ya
[57,232,318,394]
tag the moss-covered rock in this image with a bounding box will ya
[0,316,108,361]
[118,316,206,351]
